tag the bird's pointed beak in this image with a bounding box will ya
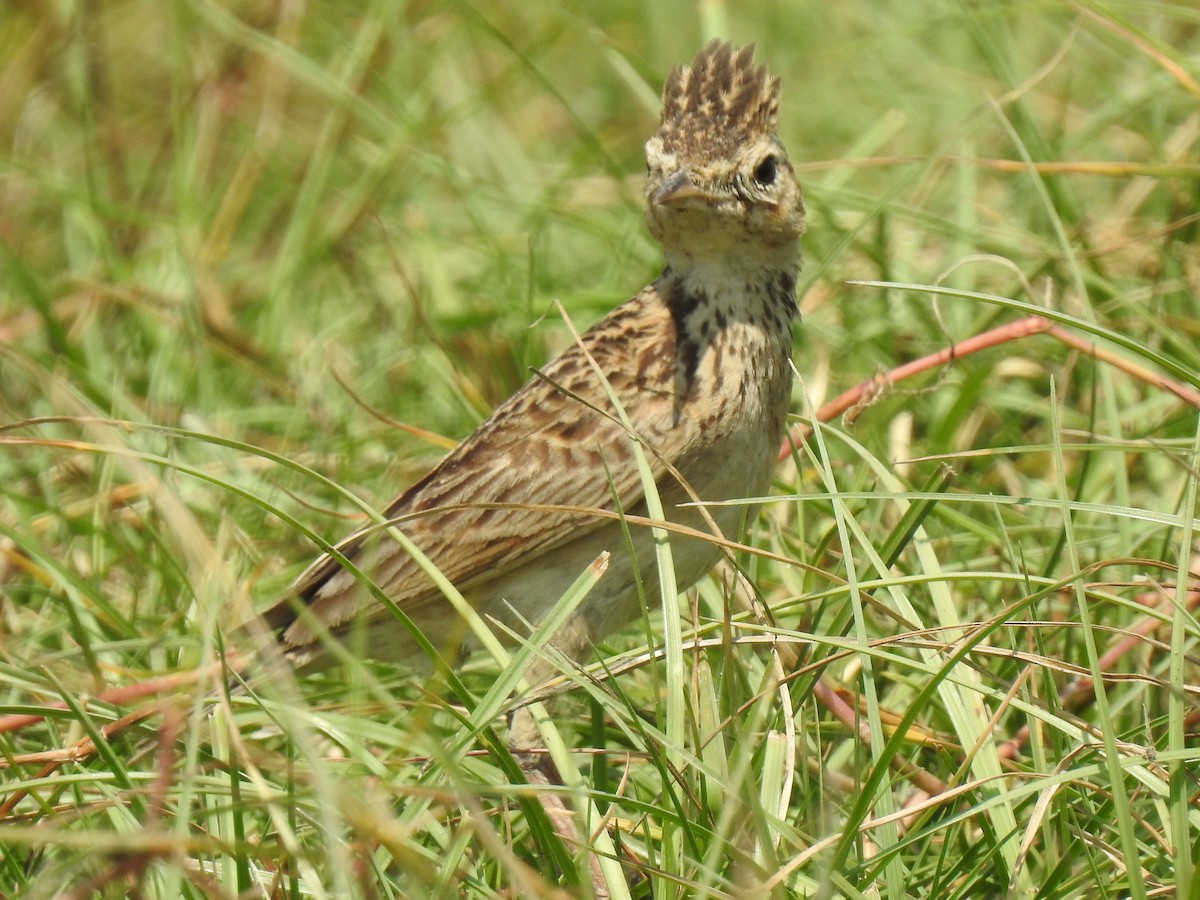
[652,169,711,207]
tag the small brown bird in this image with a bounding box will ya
[261,41,805,747]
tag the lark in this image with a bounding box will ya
[260,41,805,742]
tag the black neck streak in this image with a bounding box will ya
[663,274,705,417]
[772,271,799,321]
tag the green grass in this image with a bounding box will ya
[2,1,1199,897]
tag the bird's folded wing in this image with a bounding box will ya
[264,291,693,639]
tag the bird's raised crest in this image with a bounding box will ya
[657,40,780,160]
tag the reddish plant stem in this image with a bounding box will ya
[0,660,235,737]
[780,314,1200,461]
[998,571,1200,762]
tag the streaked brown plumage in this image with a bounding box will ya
[262,41,805,716]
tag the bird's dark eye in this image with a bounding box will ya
[753,154,778,186]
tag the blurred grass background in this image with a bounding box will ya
[1,1,1198,897]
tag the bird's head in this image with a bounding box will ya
[644,41,805,269]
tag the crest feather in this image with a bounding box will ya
[657,40,780,159]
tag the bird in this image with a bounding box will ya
[258,40,805,756]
